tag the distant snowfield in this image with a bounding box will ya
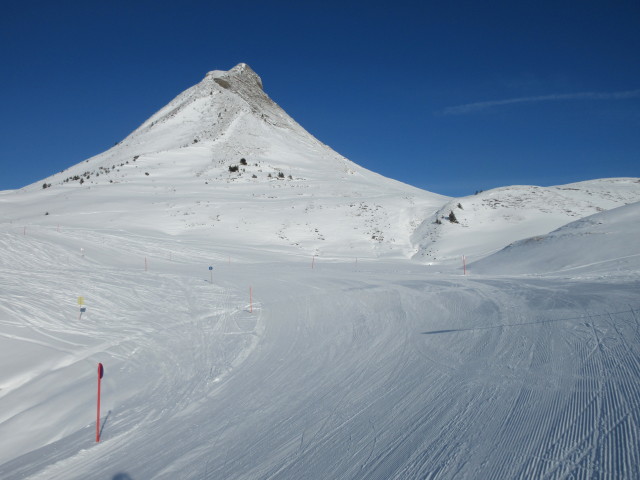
[413,177,640,263]
[1,63,639,478]
[471,201,640,276]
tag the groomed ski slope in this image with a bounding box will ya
[1,222,639,479]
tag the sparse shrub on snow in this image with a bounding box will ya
[448,211,458,223]
[240,158,247,166]
[229,165,239,173]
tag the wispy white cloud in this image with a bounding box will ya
[442,89,640,115]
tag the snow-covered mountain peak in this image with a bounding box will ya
[205,62,264,91]
[118,62,278,152]
[8,64,447,257]
[37,63,316,185]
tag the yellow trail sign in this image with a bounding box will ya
[78,296,85,305]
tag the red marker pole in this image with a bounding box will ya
[463,255,467,276]
[250,286,253,313]
[96,363,104,442]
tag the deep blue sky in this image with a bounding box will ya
[1,1,638,196]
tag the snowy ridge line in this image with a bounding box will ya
[422,306,640,335]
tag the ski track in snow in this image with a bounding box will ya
[0,226,263,478]
[1,224,639,479]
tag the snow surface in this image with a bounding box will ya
[412,178,640,263]
[470,200,640,276]
[1,63,639,479]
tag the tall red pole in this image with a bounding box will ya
[463,255,467,276]
[96,363,104,442]
[250,286,253,313]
